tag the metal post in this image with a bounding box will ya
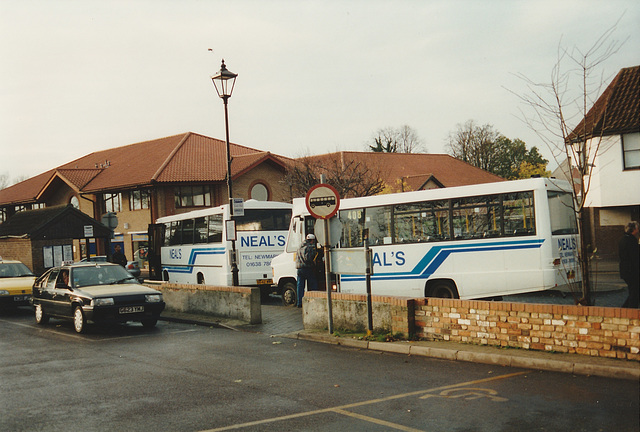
[320,174,334,334]
[364,229,373,335]
[324,217,333,334]
[223,95,239,287]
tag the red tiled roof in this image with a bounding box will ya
[567,65,640,142]
[0,132,286,205]
[56,169,103,190]
[149,133,268,184]
[0,170,55,205]
[303,152,503,190]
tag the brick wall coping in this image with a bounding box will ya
[145,282,252,294]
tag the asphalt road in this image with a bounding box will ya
[1,306,638,432]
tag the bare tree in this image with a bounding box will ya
[369,125,427,153]
[0,173,28,190]
[284,154,385,199]
[446,120,501,172]
[512,22,626,305]
[0,173,8,190]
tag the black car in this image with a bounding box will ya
[32,262,165,333]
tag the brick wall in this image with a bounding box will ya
[30,239,74,276]
[234,164,289,202]
[145,282,262,324]
[0,238,33,270]
[304,292,640,361]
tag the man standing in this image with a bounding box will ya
[619,221,639,308]
[111,244,128,268]
[296,234,318,308]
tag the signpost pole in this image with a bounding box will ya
[319,174,334,334]
[364,229,373,335]
[324,217,333,334]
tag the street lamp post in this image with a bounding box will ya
[211,59,239,286]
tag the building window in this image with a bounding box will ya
[129,190,150,210]
[103,193,122,213]
[0,208,6,223]
[174,186,211,208]
[622,134,640,170]
[32,203,46,210]
[250,183,269,201]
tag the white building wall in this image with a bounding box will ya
[584,133,640,208]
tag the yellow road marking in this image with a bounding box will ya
[332,408,425,432]
[199,371,528,432]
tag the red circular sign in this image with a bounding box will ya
[305,183,340,219]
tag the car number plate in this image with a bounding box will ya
[256,278,273,285]
[13,295,29,302]
[119,306,144,314]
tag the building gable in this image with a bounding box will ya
[0,205,111,240]
[567,65,640,143]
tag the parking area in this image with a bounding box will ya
[200,370,532,432]
[2,304,638,432]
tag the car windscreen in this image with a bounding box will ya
[71,265,138,288]
[0,262,35,278]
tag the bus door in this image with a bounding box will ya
[303,215,328,291]
[147,223,165,280]
[286,214,328,291]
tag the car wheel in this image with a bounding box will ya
[428,280,459,299]
[142,318,157,328]
[34,304,49,325]
[281,281,297,307]
[73,306,86,333]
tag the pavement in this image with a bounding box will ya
[159,259,639,381]
[160,298,640,382]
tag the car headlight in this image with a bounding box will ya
[0,290,9,296]
[93,298,114,306]
[145,294,163,303]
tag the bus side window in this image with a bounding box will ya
[365,206,392,246]
[339,209,364,248]
[504,192,535,236]
[182,219,195,244]
[163,223,172,247]
[208,214,223,243]
[194,217,207,244]
[169,221,182,245]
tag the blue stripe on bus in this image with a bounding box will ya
[163,247,226,274]
[341,238,544,282]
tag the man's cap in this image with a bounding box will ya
[306,234,316,240]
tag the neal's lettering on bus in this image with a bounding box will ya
[240,234,286,248]
[372,251,406,267]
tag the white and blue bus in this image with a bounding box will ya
[156,200,291,288]
[271,178,580,303]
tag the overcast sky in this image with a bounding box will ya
[1,0,638,183]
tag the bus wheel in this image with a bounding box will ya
[281,282,297,307]
[197,273,205,284]
[427,280,459,299]
[162,270,169,282]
